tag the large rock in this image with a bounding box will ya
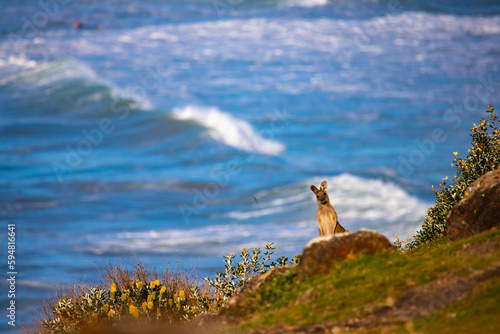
[297,229,393,279]
[446,169,500,240]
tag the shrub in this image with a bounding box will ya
[411,104,500,248]
[203,243,300,308]
[35,260,212,333]
[34,246,299,333]
[393,234,414,253]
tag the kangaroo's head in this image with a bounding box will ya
[310,180,330,206]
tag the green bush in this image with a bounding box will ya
[412,104,500,247]
[34,246,299,333]
[203,243,300,308]
[37,260,207,333]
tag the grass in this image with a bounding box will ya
[32,224,500,334]
[230,228,500,332]
[400,277,500,334]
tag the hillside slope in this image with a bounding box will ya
[214,228,500,334]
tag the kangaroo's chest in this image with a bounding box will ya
[317,206,337,231]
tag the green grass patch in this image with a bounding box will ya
[399,277,500,334]
[233,229,500,332]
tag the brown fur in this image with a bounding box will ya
[310,180,346,236]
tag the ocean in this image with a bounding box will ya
[1,0,499,332]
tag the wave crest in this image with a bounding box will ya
[0,59,153,111]
[172,105,285,155]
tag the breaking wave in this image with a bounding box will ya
[172,105,285,155]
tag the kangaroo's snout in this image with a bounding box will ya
[315,190,328,205]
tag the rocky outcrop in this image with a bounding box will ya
[447,169,500,240]
[296,229,393,279]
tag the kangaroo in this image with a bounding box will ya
[310,180,346,236]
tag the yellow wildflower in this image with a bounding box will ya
[160,286,166,293]
[155,279,160,286]
[150,281,156,289]
[137,281,143,290]
[133,309,139,318]
[179,290,185,300]
[129,305,136,315]
[110,291,116,299]
[142,301,147,313]
[148,301,153,310]
[110,283,117,292]
[121,293,127,302]
[107,310,114,318]
[127,296,133,305]
[453,152,458,156]
[147,294,153,303]
[168,299,173,307]
[103,304,109,312]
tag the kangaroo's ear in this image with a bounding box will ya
[320,180,328,191]
[310,185,319,194]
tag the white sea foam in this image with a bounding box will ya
[0,55,37,69]
[220,173,429,240]
[172,105,285,155]
[80,172,428,256]
[319,174,427,220]
[79,221,314,256]
[309,174,429,239]
[4,11,493,101]
[282,0,329,8]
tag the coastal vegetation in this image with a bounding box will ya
[411,104,499,248]
[32,105,500,333]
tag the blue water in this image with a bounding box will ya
[1,0,500,332]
